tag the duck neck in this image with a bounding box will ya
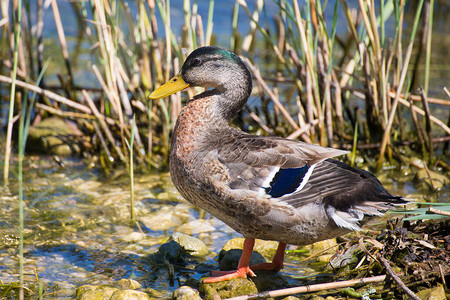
[210,62,253,121]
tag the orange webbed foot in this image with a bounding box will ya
[203,266,257,283]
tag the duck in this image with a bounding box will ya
[149,46,405,283]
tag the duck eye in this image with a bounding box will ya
[192,58,202,66]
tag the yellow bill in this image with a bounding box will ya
[148,74,190,99]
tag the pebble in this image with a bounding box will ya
[173,286,202,300]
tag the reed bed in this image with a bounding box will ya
[1,0,449,181]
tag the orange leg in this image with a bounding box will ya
[250,242,286,271]
[203,241,287,283]
[203,238,257,283]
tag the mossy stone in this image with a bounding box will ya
[169,232,208,256]
[200,277,258,300]
[110,289,151,300]
[173,286,202,300]
[416,283,446,300]
[221,238,279,261]
[114,279,142,290]
[27,117,83,156]
[76,285,118,300]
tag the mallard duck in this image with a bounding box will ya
[149,46,405,283]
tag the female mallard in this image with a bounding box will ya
[149,46,404,283]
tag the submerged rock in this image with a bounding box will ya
[27,117,83,156]
[114,279,142,290]
[76,284,152,300]
[200,277,258,300]
[140,204,190,231]
[173,286,201,300]
[219,249,266,271]
[221,238,279,261]
[416,283,446,300]
[169,232,208,256]
[110,290,151,300]
[76,285,118,300]
[414,169,447,192]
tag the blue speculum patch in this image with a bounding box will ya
[265,165,309,198]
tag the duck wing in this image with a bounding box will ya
[215,133,404,230]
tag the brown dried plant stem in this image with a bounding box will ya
[225,275,387,300]
[379,256,421,300]
[377,0,424,170]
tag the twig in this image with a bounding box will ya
[379,256,421,300]
[0,75,91,113]
[244,58,299,131]
[225,275,387,300]
[391,91,450,135]
[428,207,450,217]
[439,264,446,286]
[82,89,126,162]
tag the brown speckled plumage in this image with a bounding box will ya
[150,46,405,282]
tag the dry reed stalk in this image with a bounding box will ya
[92,65,121,115]
[0,74,91,113]
[138,2,152,90]
[196,14,205,47]
[377,0,424,169]
[408,95,450,106]
[36,0,45,90]
[408,96,427,156]
[50,0,74,96]
[305,70,315,137]
[93,121,113,160]
[163,0,172,81]
[36,103,95,120]
[390,91,449,134]
[205,0,214,46]
[244,58,299,131]
[170,57,182,128]
[82,89,126,161]
[249,112,273,135]
[419,88,434,160]
[241,0,263,52]
[226,275,387,300]
[287,120,318,141]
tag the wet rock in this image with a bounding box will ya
[169,232,208,256]
[28,117,83,156]
[172,286,201,300]
[76,285,118,300]
[251,270,288,291]
[200,277,258,300]
[152,240,186,264]
[414,169,447,192]
[176,219,215,235]
[222,238,279,261]
[301,238,337,254]
[328,244,360,270]
[140,204,189,231]
[110,289,151,300]
[219,249,266,271]
[416,283,446,300]
[114,279,142,290]
[121,232,147,243]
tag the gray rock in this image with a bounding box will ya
[200,277,258,300]
[169,232,208,256]
[76,285,118,300]
[110,289,151,300]
[172,286,201,300]
[28,117,83,156]
[114,279,142,290]
[218,249,266,271]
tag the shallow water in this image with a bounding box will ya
[0,143,446,298]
